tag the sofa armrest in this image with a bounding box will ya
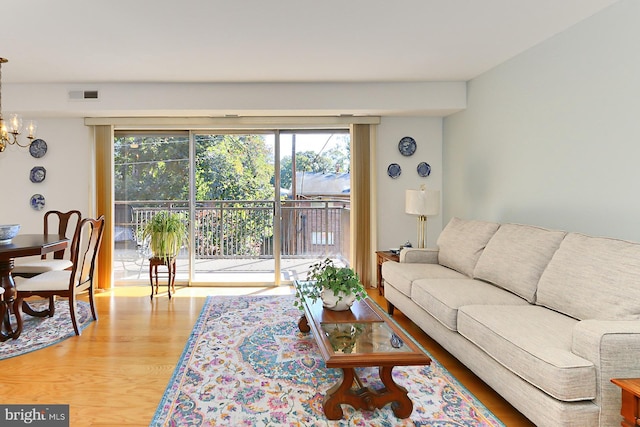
[572,319,640,365]
[572,320,640,412]
[400,247,439,264]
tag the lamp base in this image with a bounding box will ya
[416,215,427,248]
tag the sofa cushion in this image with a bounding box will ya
[437,217,500,277]
[473,223,566,303]
[537,233,640,320]
[382,261,465,297]
[458,305,596,402]
[412,279,528,331]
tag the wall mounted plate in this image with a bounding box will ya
[29,139,48,158]
[30,194,45,211]
[417,162,431,177]
[30,166,47,183]
[387,163,401,178]
[398,136,416,156]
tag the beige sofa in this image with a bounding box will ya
[381,217,640,427]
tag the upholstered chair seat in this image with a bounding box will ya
[15,271,72,291]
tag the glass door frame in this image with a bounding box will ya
[102,117,368,289]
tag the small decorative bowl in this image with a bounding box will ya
[0,224,21,244]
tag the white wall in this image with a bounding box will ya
[0,118,93,233]
[376,117,443,250]
[443,0,640,241]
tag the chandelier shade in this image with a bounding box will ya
[0,57,37,152]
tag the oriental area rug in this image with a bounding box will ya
[0,300,93,360]
[150,295,504,427]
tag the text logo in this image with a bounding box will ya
[0,405,69,426]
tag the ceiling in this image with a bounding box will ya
[0,0,620,85]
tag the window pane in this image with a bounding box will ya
[113,132,190,283]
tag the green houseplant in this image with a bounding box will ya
[142,211,188,263]
[294,258,367,311]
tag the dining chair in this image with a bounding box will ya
[12,210,82,277]
[14,215,105,336]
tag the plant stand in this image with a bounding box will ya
[149,256,176,299]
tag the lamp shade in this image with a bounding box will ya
[405,189,440,216]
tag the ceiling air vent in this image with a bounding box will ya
[68,90,99,101]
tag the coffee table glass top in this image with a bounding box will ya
[294,281,429,366]
[321,322,412,355]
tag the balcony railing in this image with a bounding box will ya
[114,199,350,262]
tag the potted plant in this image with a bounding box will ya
[294,258,367,311]
[142,211,188,263]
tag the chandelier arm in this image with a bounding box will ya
[10,134,32,148]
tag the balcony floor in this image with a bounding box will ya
[113,250,346,285]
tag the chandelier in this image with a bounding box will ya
[0,57,37,152]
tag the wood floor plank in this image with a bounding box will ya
[1,287,534,426]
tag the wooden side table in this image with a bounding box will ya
[149,256,177,299]
[375,251,399,295]
[611,378,640,427]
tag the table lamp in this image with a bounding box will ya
[405,186,440,248]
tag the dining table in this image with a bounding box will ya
[0,234,69,341]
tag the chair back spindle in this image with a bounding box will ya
[42,210,82,262]
[70,216,105,291]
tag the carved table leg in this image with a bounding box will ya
[297,314,309,333]
[0,259,23,341]
[1,300,23,341]
[154,264,159,296]
[167,259,173,299]
[169,259,176,297]
[149,263,155,300]
[323,368,356,420]
[379,366,412,418]
[322,366,413,420]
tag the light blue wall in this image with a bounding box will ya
[443,0,640,241]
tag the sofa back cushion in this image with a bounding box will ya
[537,233,640,320]
[437,217,499,277]
[473,223,566,303]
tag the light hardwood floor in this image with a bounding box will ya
[2,286,535,426]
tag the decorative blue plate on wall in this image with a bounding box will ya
[417,162,431,177]
[29,139,48,158]
[30,166,46,183]
[30,194,45,211]
[387,163,401,179]
[398,136,416,156]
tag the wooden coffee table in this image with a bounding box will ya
[295,281,431,420]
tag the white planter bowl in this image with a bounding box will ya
[0,224,21,244]
[321,288,356,311]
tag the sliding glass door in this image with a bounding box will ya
[112,129,351,286]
